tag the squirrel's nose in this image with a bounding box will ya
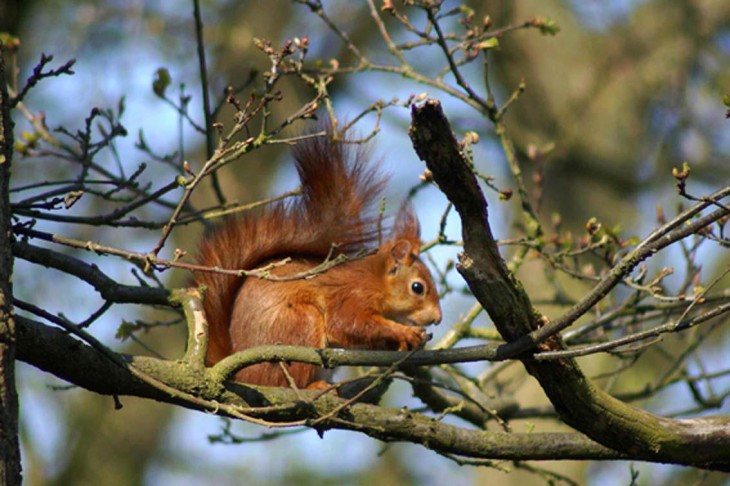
[432,306,442,325]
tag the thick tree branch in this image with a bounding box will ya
[408,98,730,471]
[0,44,22,486]
[211,341,507,381]
[15,315,626,462]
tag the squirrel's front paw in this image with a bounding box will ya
[395,325,427,351]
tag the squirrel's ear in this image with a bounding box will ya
[390,239,413,263]
[392,203,421,255]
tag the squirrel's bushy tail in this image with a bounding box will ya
[196,133,385,364]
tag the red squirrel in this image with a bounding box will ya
[195,131,442,388]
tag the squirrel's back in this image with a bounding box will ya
[195,134,386,364]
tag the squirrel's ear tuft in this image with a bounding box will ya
[392,203,421,255]
[390,239,413,263]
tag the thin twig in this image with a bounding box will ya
[192,0,225,204]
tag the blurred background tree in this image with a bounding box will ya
[5,0,730,485]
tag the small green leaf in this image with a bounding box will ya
[604,224,623,241]
[458,6,475,16]
[672,161,690,180]
[116,320,136,341]
[723,94,730,108]
[530,17,561,36]
[13,141,27,156]
[21,131,40,144]
[475,37,499,50]
[152,67,171,98]
[0,33,20,50]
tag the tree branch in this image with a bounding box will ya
[15,315,627,463]
[408,98,730,471]
[13,241,171,306]
[0,43,22,485]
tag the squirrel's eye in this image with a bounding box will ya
[411,281,425,295]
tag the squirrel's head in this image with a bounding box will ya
[381,205,442,327]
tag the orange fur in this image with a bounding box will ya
[195,132,441,387]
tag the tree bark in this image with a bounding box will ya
[0,44,22,486]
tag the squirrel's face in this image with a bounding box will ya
[383,240,442,327]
